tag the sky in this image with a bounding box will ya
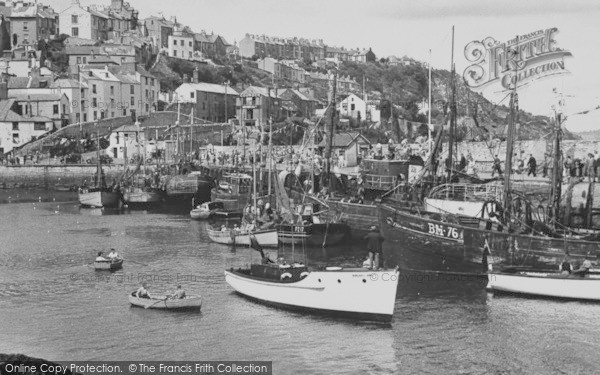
[45,0,600,132]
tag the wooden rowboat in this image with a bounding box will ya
[94,258,123,270]
[207,227,278,247]
[128,293,202,310]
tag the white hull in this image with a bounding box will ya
[487,272,600,301]
[208,229,279,247]
[79,190,120,208]
[190,209,211,220]
[123,191,162,204]
[225,268,399,321]
[128,294,202,309]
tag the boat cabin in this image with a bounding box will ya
[216,173,253,195]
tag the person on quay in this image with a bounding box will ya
[96,251,107,261]
[572,256,593,277]
[170,285,186,299]
[364,226,384,270]
[527,154,537,177]
[559,256,573,275]
[136,283,151,299]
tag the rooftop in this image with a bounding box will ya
[177,82,239,96]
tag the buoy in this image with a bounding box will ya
[300,271,309,278]
[281,272,292,280]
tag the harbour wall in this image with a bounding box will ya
[0,165,127,188]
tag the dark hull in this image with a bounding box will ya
[379,204,600,274]
[320,200,379,238]
[278,223,349,246]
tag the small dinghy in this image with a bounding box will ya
[128,293,202,310]
[94,258,123,270]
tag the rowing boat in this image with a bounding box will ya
[94,258,123,270]
[128,293,202,310]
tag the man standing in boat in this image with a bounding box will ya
[107,248,120,261]
[364,226,384,270]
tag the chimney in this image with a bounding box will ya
[183,74,189,83]
[193,67,199,83]
[0,81,7,100]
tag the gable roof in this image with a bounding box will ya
[12,93,64,102]
[7,76,30,89]
[114,124,142,133]
[0,99,24,122]
[177,82,238,96]
[317,132,370,148]
[51,78,88,89]
[239,85,278,98]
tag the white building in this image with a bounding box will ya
[0,99,54,155]
[106,123,145,161]
[168,26,194,60]
[338,93,366,120]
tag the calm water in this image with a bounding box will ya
[0,192,599,374]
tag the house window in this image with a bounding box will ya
[190,92,195,99]
[130,85,134,94]
[173,40,177,45]
[246,109,253,119]
[145,77,148,85]
[189,51,192,58]
[121,57,125,64]
[93,111,97,120]
[53,104,59,114]
[12,122,18,130]
[202,102,205,110]
[116,133,119,144]
[83,113,87,122]
[81,89,85,98]
[34,122,45,131]
[351,103,355,111]
[130,97,135,105]
[189,41,192,47]
[72,27,79,36]
[151,78,155,86]
[12,134,19,144]
[72,15,78,24]
[110,86,114,95]
[181,40,184,46]
[92,98,97,107]
[145,89,148,98]
[23,22,28,30]
[76,113,80,123]
[77,56,82,64]
[92,84,97,94]
[111,99,115,108]
[63,104,66,113]
[123,109,127,116]
[100,111,105,119]
[111,112,115,118]
[173,50,177,57]
[83,56,87,64]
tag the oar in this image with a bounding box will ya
[145,297,168,309]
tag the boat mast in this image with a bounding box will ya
[447,26,456,180]
[324,70,337,177]
[550,98,564,223]
[96,122,101,188]
[268,116,273,204]
[428,49,433,155]
[502,35,520,219]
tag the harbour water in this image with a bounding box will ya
[1,191,599,374]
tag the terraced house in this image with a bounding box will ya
[0,1,58,48]
[59,0,138,42]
